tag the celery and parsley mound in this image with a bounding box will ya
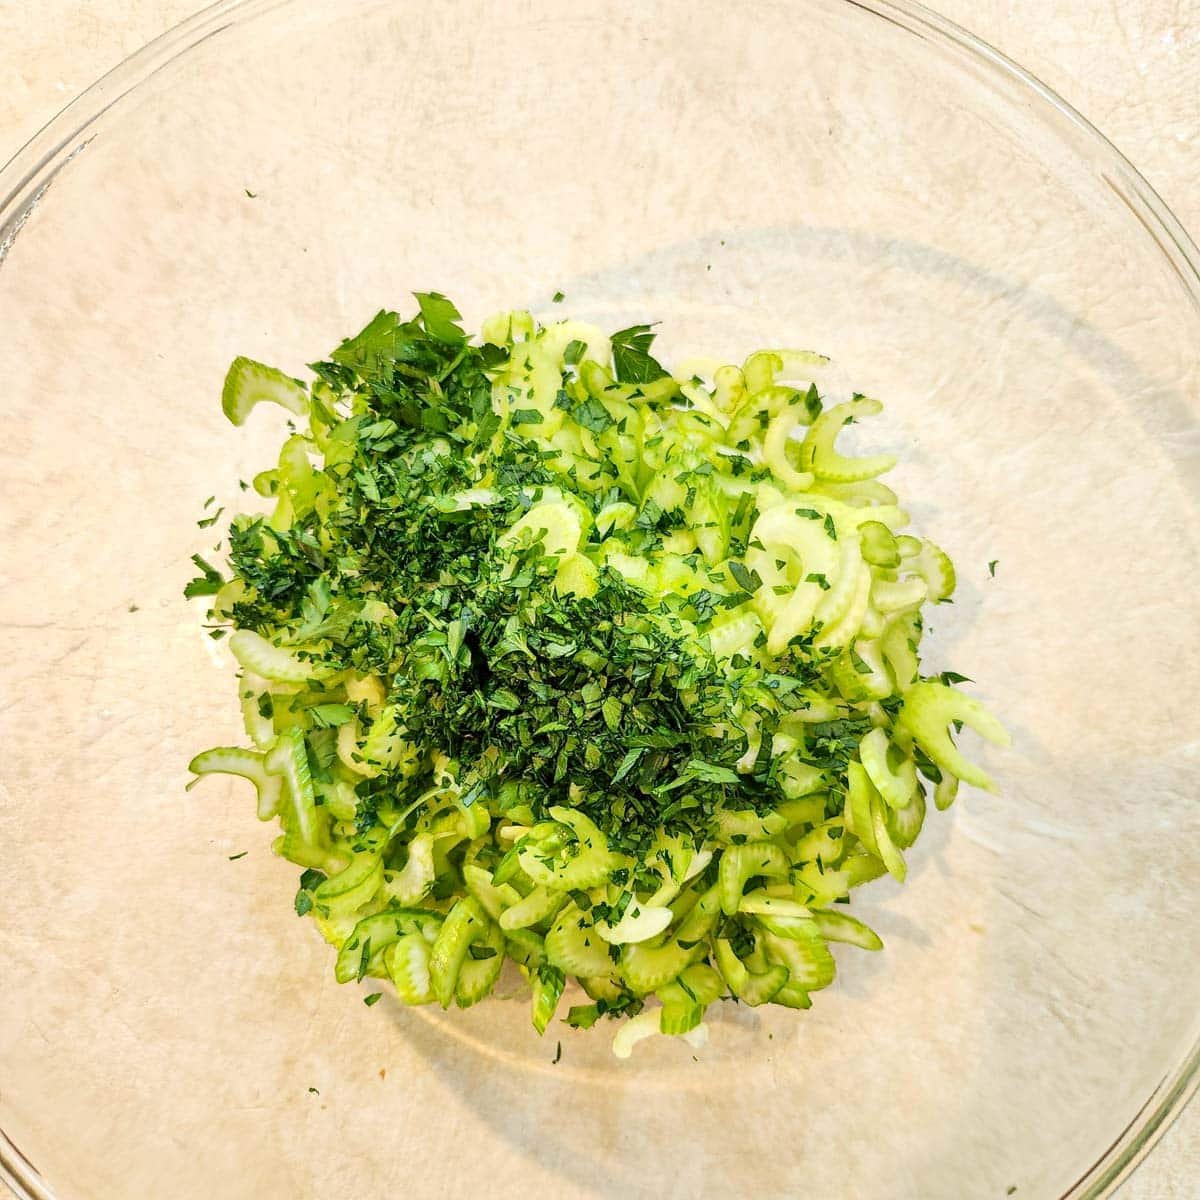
[187,293,1007,1054]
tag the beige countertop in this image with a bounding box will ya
[1,3,1195,1197]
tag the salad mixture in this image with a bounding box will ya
[186,294,1006,1055]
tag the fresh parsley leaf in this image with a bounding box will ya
[330,309,406,382]
[184,554,224,598]
[308,703,357,728]
[728,561,762,594]
[414,291,465,344]
[363,992,383,1006]
[610,323,669,384]
[988,559,998,577]
[937,670,973,686]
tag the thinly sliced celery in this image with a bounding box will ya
[898,681,1010,792]
[187,746,282,821]
[221,356,309,426]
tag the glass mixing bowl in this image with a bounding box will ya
[1,2,1197,1197]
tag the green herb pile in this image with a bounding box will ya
[187,294,1006,1053]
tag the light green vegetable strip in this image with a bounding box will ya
[859,726,918,810]
[221,356,309,426]
[454,921,505,1008]
[188,297,1005,1051]
[263,728,327,854]
[334,909,441,983]
[382,832,437,905]
[228,629,323,684]
[810,909,883,952]
[714,939,789,1006]
[498,886,565,932]
[531,964,566,1034]
[187,746,282,821]
[897,682,1010,791]
[314,849,384,918]
[544,904,617,976]
[429,896,491,1009]
[385,934,436,1005]
[719,843,791,916]
[800,397,896,481]
[657,963,725,1035]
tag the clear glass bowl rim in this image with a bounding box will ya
[0,2,1196,1197]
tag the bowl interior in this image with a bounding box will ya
[1,2,1198,1198]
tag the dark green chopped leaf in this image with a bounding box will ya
[568,396,613,434]
[728,561,762,594]
[610,748,645,784]
[184,554,224,598]
[363,992,383,1006]
[988,559,999,578]
[805,572,830,590]
[802,382,822,421]
[610,323,669,384]
[823,513,837,540]
[228,851,248,860]
[197,506,224,529]
[563,339,586,367]
[552,291,565,303]
[552,1040,563,1063]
